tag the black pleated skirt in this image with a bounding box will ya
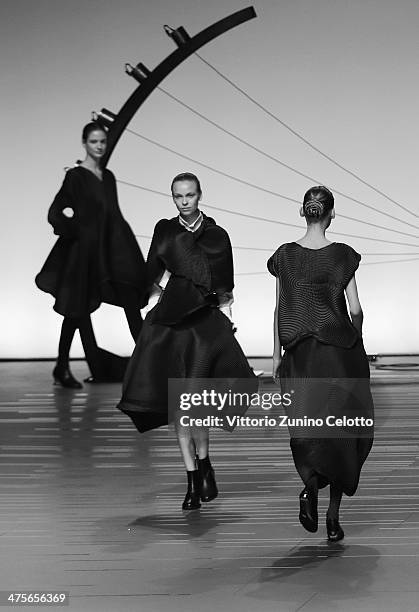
[118,306,257,432]
[280,336,374,496]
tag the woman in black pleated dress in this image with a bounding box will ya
[268,186,374,542]
[36,122,146,388]
[118,172,257,511]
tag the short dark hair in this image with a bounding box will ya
[171,172,202,196]
[81,122,107,143]
[303,185,334,221]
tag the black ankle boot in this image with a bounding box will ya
[197,456,218,502]
[326,517,344,542]
[299,487,318,533]
[182,470,201,510]
[53,365,82,389]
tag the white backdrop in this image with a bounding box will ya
[2,0,419,358]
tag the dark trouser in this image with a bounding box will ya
[58,308,143,379]
[58,316,104,378]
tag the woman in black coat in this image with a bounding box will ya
[36,122,147,388]
[118,172,257,510]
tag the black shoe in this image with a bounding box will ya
[83,376,105,383]
[326,517,344,542]
[84,375,122,383]
[299,487,318,533]
[53,365,82,389]
[197,456,218,502]
[182,470,201,510]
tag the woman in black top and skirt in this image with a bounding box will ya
[268,186,374,541]
[118,172,257,510]
[36,122,146,388]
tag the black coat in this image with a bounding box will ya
[146,214,234,325]
[35,166,147,318]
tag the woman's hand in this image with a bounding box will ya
[144,284,162,313]
[218,303,237,332]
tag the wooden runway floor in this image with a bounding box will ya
[1,360,419,612]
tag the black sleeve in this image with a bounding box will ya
[267,249,279,277]
[47,170,79,238]
[343,246,361,287]
[210,226,234,294]
[104,169,123,215]
[146,220,166,289]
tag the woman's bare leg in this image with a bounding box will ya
[174,417,199,471]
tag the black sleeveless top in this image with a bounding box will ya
[267,242,361,350]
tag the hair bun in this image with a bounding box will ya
[304,199,324,218]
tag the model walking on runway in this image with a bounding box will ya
[36,122,146,388]
[268,185,374,541]
[118,172,257,510]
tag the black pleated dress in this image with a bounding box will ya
[118,215,258,432]
[268,242,374,496]
[35,166,147,317]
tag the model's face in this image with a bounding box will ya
[83,130,107,160]
[172,180,201,219]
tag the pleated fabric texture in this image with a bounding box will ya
[267,242,361,349]
[118,307,257,432]
[280,337,374,496]
[268,241,374,496]
[35,166,147,317]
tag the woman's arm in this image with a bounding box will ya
[47,171,79,238]
[345,275,363,336]
[210,226,235,323]
[145,221,166,288]
[218,291,234,321]
[273,277,282,380]
[141,220,167,311]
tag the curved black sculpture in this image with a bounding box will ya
[87,7,256,380]
[101,6,257,166]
